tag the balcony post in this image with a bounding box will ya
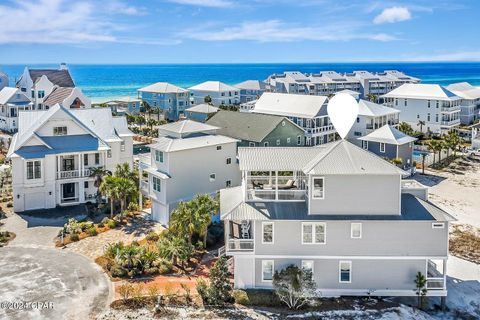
[57,155,60,179]
[138,168,143,209]
[275,171,278,200]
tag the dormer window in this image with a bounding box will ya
[155,150,164,163]
[53,126,67,135]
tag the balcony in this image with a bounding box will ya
[441,106,461,113]
[226,220,254,253]
[401,179,428,200]
[246,173,307,201]
[57,169,92,180]
[440,118,460,127]
[426,259,446,290]
[140,180,149,194]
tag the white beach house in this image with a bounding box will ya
[382,84,461,134]
[138,120,240,225]
[220,140,453,297]
[445,82,480,125]
[7,104,134,212]
[0,87,33,133]
[189,81,240,106]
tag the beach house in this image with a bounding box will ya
[235,80,270,103]
[206,110,305,147]
[382,84,461,134]
[7,104,134,212]
[220,140,453,298]
[445,82,480,125]
[251,92,336,146]
[184,104,219,122]
[189,81,239,106]
[138,82,191,121]
[43,87,91,109]
[0,87,33,133]
[105,96,142,115]
[138,120,240,225]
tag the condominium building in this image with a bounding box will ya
[235,80,270,103]
[251,92,336,146]
[138,82,191,121]
[189,81,239,106]
[138,120,240,225]
[220,140,453,297]
[445,82,480,125]
[382,84,461,134]
[7,104,134,212]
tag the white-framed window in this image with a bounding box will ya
[281,121,286,126]
[38,90,45,98]
[84,154,88,166]
[95,153,100,165]
[53,126,67,135]
[249,142,255,147]
[84,181,89,188]
[155,150,164,163]
[301,260,314,278]
[302,222,326,244]
[432,222,445,229]
[287,137,291,144]
[339,261,352,283]
[312,177,324,199]
[262,260,274,282]
[379,143,385,153]
[297,135,302,145]
[225,180,231,188]
[262,222,274,244]
[351,223,362,239]
[216,145,222,150]
[26,160,41,179]
[362,141,368,150]
[209,173,216,181]
[226,157,232,165]
[120,141,125,151]
[264,142,269,147]
[152,176,161,192]
[276,139,280,146]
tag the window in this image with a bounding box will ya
[84,181,89,189]
[380,143,386,153]
[432,222,445,229]
[395,98,398,106]
[262,260,274,282]
[362,141,368,150]
[356,117,360,123]
[209,173,216,181]
[107,150,112,158]
[302,222,326,244]
[262,222,274,244]
[427,100,431,108]
[38,90,45,99]
[84,154,88,166]
[120,141,125,151]
[339,261,352,283]
[287,137,291,144]
[404,99,407,106]
[225,180,232,188]
[26,160,41,179]
[216,146,222,150]
[155,150,164,163]
[281,121,286,126]
[297,135,302,145]
[276,139,280,146]
[264,142,269,147]
[436,114,439,122]
[312,177,324,199]
[301,260,314,278]
[249,142,255,147]
[226,157,232,165]
[427,113,431,121]
[351,223,362,239]
[95,153,100,165]
[436,100,439,108]
[354,131,362,136]
[152,176,161,192]
[53,126,67,135]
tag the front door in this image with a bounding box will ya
[62,183,76,201]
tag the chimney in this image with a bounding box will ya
[59,63,68,70]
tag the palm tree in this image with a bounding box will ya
[190,194,219,247]
[444,130,461,157]
[366,93,377,103]
[157,236,191,267]
[90,167,110,203]
[135,115,146,130]
[204,95,212,104]
[142,101,153,120]
[147,118,157,132]
[115,177,137,214]
[420,153,426,175]
[100,175,121,217]
[170,202,196,243]
[417,120,425,133]
[426,140,438,164]
[398,122,413,136]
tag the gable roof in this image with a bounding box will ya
[0,87,24,104]
[43,87,75,107]
[358,99,400,117]
[446,82,480,100]
[382,83,460,100]
[239,139,406,175]
[206,110,303,143]
[358,125,417,145]
[189,81,238,92]
[138,82,188,94]
[112,117,135,136]
[158,120,219,136]
[28,69,74,87]
[185,103,219,114]
[235,80,268,91]
[253,92,328,119]
[149,134,238,152]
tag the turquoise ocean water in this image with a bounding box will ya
[2,62,480,102]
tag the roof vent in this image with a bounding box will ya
[59,63,68,70]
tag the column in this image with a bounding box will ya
[138,168,143,209]
[78,154,82,177]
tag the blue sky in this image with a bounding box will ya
[0,0,479,63]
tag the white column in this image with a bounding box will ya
[57,156,60,179]
[138,168,143,209]
[275,170,278,200]
[78,154,82,177]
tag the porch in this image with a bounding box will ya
[225,220,254,253]
[246,171,307,201]
[56,152,106,180]
[426,259,446,290]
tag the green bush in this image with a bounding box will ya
[110,265,127,277]
[240,289,282,307]
[86,227,97,236]
[146,232,159,242]
[79,221,94,231]
[158,262,172,274]
[98,222,105,228]
[107,219,117,229]
[70,233,80,242]
[128,202,139,212]
[233,290,250,305]
[104,242,124,259]
[101,217,110,225]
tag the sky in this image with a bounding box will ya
[0,0,479,64]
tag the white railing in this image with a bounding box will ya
[57,168,92,180]
[227,239,254,252]
[441,119,460,126]
[217,246,226,257]
[426,278,445,290]
[140,181,149,192]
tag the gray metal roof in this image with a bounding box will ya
[158,120,219,136]
[29,69,75,87]
[149,134,238,152]
[253,92,328,119]
[358,125,417,145]
[206,110,303,143]
[186,104,219,114]
[220,187,455,222]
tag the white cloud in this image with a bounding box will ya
[106,1,147,15]
[179,20,397,42]
[374,6,411,24]
[166,0,234,8]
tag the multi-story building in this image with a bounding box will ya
[206,110,305,147]
[445,82,480,125]
[105,96,142,115]
[138,120,240,225]
[0,70,8,91]
[0,87,33,133]
[16,63,76,110]
[235,80,270,103]
[138,82,191,121]
[189,81,239,106]
[382,84,461,134]
[220,139,453,297]
[7,104,133,212]
[266,70,419,98]
[251,92,336,146]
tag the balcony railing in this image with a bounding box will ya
[426,278,445,290]
[140,180,149,193]
[227,239,254,252]
[247,175,306,201]
[440,119,460,126]
[56,169,92,180]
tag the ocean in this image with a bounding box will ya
[2,62,480,103]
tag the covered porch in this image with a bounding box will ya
[225,219,254,253]
[245,170,307,201]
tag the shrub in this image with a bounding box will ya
[273,265,316,309]
[105,242,125,259]
[233,290,250,305]
[240,289,282,307]
[6,202,12,208]
[128,202,139,212]
[158,262,172,274]
[101,217,110,225]
[79,221,94,231]
[98,222,105,228]
[86,227,97,236]
[146,232,159,242]
[196,278,209,303]
[70,233,80,242]
[206,257,233,305]
[107,219,117,229]
[118,283,133,302]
